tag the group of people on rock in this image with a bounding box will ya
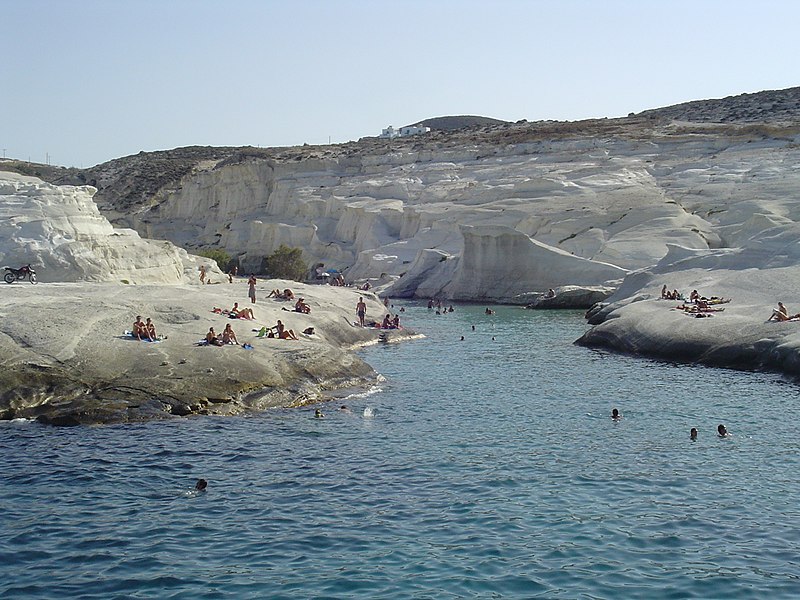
[664,284,800,323]
[132,315,158,341]
[767,301,800,322]
[205,323,239,346]
[199,264,246,286]
[661,285,683,301]
[381,313,401,329]
[662,285,731,316]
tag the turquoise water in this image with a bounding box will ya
[2,303,800,598]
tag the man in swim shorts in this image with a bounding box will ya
[356,297,367,327]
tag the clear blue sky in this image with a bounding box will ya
[2,0,799,168]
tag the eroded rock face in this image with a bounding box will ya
[80,119,800,302]
[0,281,410,426]
[0,172,216,283]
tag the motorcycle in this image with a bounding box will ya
[4,264,37,284]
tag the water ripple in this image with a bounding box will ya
[2,304,800,598]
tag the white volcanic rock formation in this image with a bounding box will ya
[46,88,799,303]
[84,123,796,302]
[0,172,216,283]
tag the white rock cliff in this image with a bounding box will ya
[0,172,215,283]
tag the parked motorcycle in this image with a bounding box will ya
[4,264,37,284]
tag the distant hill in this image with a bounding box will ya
[637,86,800,123]
[408,115,509,131]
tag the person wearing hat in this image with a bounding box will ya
[295,297,311,314]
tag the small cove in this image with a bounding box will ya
[1,302,799,598]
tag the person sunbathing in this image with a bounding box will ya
[275,320,299,340]
[768,302,800,321]
[144,317,157,340]
[295,298,311,314]
[230,302,255,319]
[267,289,282,298]
[206,327,223,346]
[283,288,295,300]
[132,316,147,340]
[222,323,238,345]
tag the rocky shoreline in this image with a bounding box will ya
[0,281,418,426]
[575,265,800,379]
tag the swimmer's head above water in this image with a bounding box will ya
[690,428,698,440]
[717,424,728,437]
[195,478,208,491]
[611,408,621,420]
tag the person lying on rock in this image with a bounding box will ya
[275,319,299,340]
[222,323,238,345]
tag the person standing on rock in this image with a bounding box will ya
[356,296,367,327]
[248,275,257,303]
[199,265,206,284]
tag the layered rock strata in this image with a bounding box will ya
[0,172,214,284]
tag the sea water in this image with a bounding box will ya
[2,303,800,599]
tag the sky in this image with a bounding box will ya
[2,0,799,168]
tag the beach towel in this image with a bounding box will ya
[123,331,162,342]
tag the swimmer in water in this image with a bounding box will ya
[460,336,465,341]
[471,325,475,331]
[690,427,698,440]
[611,408,622,420]
[717,424,729,437]
[195,478,208,491]
[315,408,324,418]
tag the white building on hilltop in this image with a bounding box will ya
[379,124,431,138]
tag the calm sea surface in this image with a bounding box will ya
[2,303,800,599]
